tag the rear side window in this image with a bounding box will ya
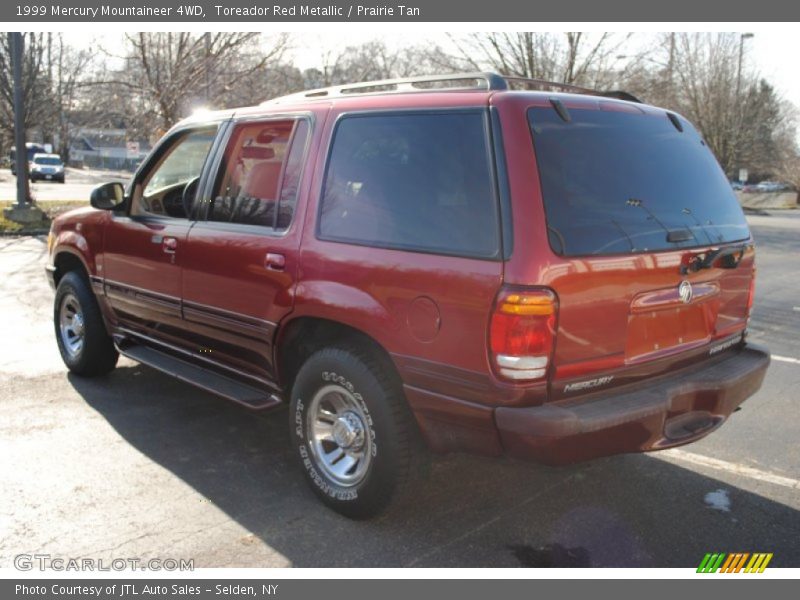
[209,118,309,229]
[528,106,750,256]
[318,112,500,259]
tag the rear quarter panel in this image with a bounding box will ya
[290,97,518,407]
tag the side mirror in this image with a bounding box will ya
[90,182,126,210]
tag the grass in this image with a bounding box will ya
[0,200,88,234]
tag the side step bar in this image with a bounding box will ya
[118,344,282,411]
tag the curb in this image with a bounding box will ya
[0,230,49,237]
[743,207,771,216]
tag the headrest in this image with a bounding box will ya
[256,126,291,144]
[241,146,275,160]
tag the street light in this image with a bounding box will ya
[735,33,754,184]
[737,33,755,97]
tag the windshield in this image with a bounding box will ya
[528,106,749,256]
[143,129,216,195]
[34,157,62,166]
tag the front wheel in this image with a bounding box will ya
[290,346,424,518]
[54,271,118,376]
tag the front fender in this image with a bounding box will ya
[47,207,108,279]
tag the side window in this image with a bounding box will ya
[132,127,217,218]
[318,112,500,259]
[209,118,310,229]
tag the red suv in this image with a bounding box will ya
[46,73,770,517]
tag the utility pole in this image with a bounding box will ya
[10,32,30,208]
[4,32,45,225]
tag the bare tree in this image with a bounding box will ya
[445,32,632,88]
[301,40,446,90]
[46,34,95,159]
[102,32,289,134]
[0,33,48,153]
[776,152,800,201]
[632,33,797,178]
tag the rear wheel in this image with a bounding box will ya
[290,346,424,518]
[54,271,118,376]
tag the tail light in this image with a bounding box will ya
[489,286,557,381]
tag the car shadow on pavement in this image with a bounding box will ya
[68,365,800,568]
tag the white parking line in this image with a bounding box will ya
[659,449,800,490]
[773,355,800,366]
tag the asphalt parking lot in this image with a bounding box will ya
[1,211,798,568]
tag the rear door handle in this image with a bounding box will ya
[265,252,285,271]
[162,236,178,254]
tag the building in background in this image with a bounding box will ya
[69,128,150,171]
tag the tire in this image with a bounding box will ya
[290,345,424,518]
[54,271,118,376]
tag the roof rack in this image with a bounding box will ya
[262,72,642,105]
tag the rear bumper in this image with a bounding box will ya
[494,343,770,465]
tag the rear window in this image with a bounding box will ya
[528,106,749,256]
[318,112,500,259]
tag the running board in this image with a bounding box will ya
[118,344,282,411]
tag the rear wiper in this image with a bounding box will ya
[627,198,696,247]
[680,243,749,274]
[680,208,717,245]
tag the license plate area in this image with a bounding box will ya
[626,282,719,362]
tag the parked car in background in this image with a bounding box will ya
[754,181,789,193]
[730,180,744,191]
[45,72,770,518]
[10,142,48,175]
[29,153,65,183]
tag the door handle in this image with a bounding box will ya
[162,236,178,254]
[265,252,285,271]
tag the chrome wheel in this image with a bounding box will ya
[58,292,85,358]
[307,383,373,487]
